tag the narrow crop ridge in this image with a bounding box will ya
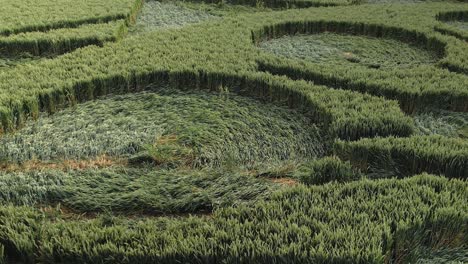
[0,0,139,36]
[334,135,468,179]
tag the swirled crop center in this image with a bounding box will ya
[0,85,324,168]
[259,32,439,69]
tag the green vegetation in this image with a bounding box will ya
[0,20,125,56]
[130,1,216,34]
[186,0,353,8]
[365,0,451,3]
[1,3,467,132]
[254,17,467,113]
[0,54,45,69]
[294,156,362,184]
[259,33,438,69]
[0,0,143,63]
[435,11,468,41]
[409,248,468,263]
[0,0,138,35]
[262,76,414,140]
[446,21,468,31]
[0,0,466,262]
[414,109,468,138]
[0,3,466,134]
[334,135,468,179]
[0,88,323,167]
[0,167,278,214]
[0,174,465,263]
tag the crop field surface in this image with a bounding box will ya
[0,54,45,69]
[0,0,137,35]
[0,168,279,214]
[259,33,439,68]
[0,20,125,57]
[0,87,323,167]
[130,1,217,33]
[365,0,450,3]
[446,21,468,31]
[0,0,467,263]
[414,109,468,138]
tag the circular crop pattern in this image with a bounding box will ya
[259,32,439,69]
[0,86,323,167]
[0,1,467,263]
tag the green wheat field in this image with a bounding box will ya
[0,0,466,263]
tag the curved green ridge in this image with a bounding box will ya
[0,3,466,134]
[414,109,468,138]
[0,0,143,58]
[0,20,125,57]
[334,135,468,179]
[0,0,137,36]
[435,10,468,41]
[253,18,467,113]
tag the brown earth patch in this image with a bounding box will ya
[271,177,298,187]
